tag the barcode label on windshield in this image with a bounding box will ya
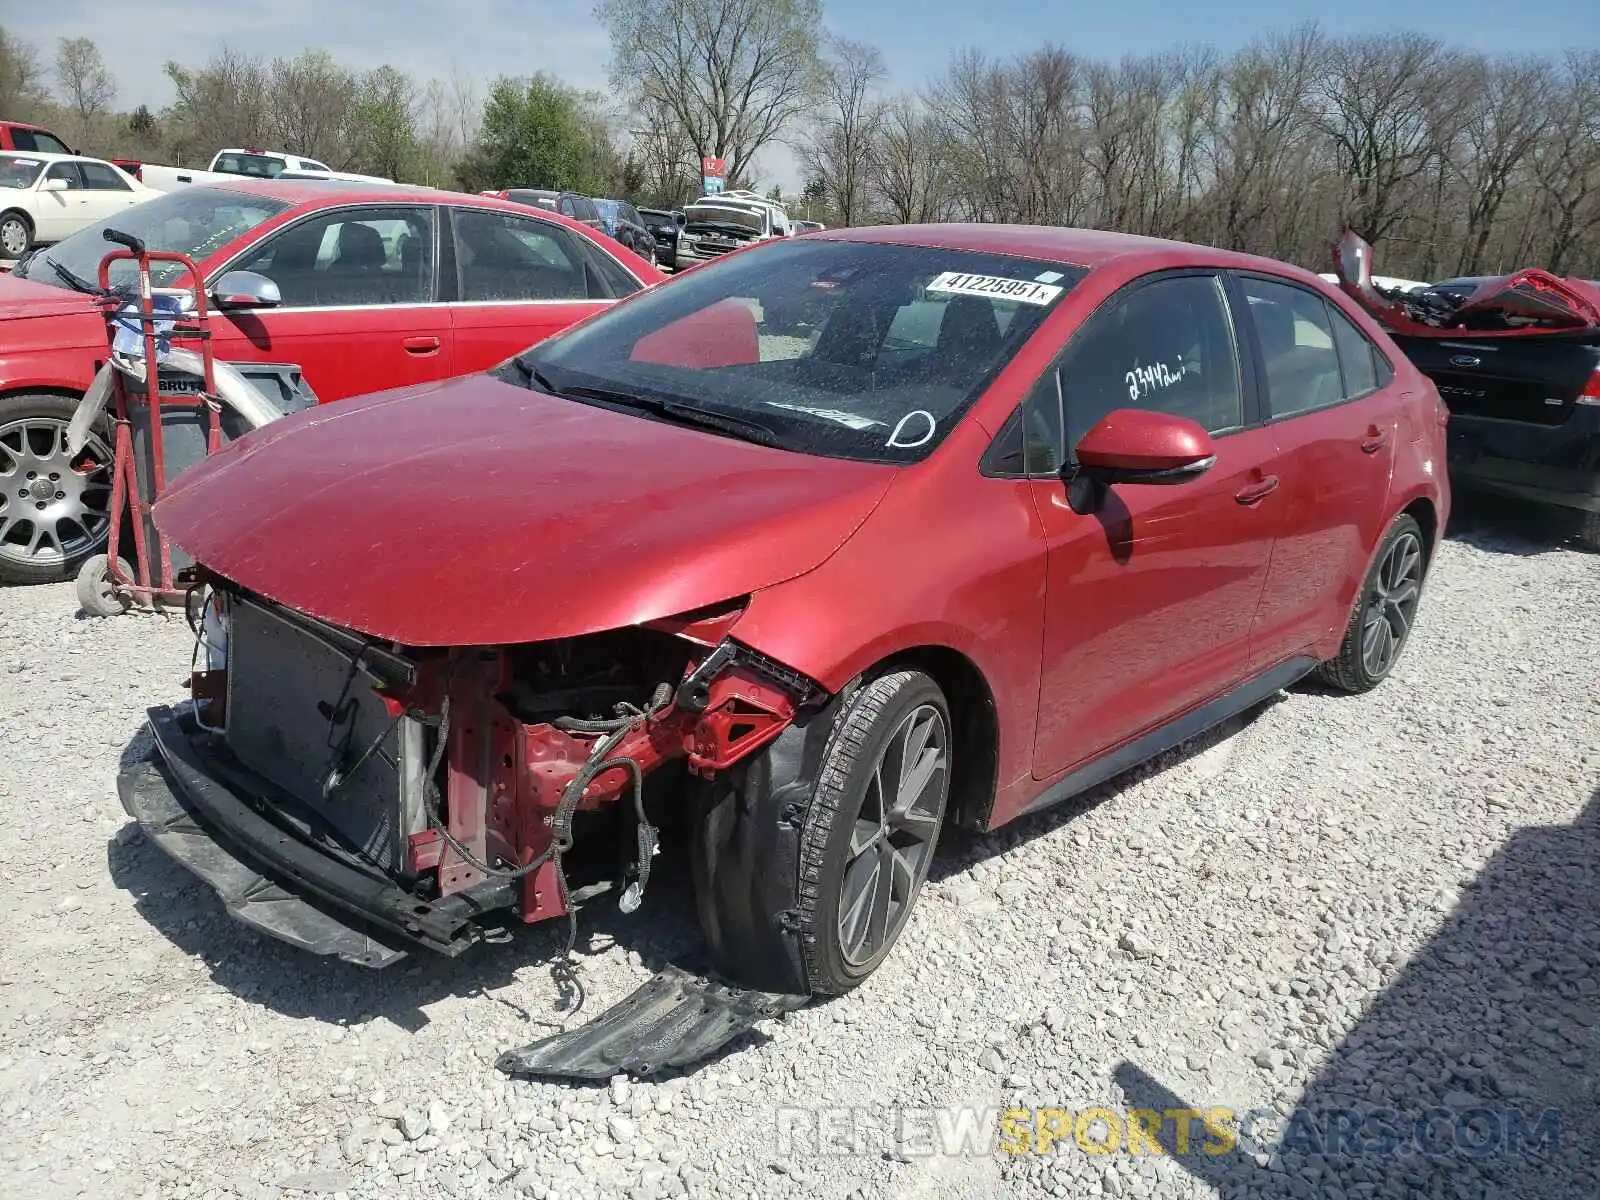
[927,271,1062,306]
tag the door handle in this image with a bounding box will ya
[402,336,441,355]
[1235,475,1279,505]
[1361,428,1389,453]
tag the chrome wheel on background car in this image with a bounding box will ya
[1317,512,1427,694]
[0,397,115,585]
[0,213,30,258]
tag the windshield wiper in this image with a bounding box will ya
[46,258,106,297]
[525,369,781,448]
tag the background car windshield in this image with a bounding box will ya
[526,238,1086,463]
[0,155,44,188]
[685,205,763,233]
[214,152,286,178]
[14,186,290,289]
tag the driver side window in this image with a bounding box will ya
[1011,273,1243,478]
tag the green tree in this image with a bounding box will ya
[352,65,420,179]
[456,74,616,193]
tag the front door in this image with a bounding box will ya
[208,204,453,403]
[1026,271,1282,778]
[32,161,85,242]
[1231,274,1403,667]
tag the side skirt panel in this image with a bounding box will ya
[1015,655,1318,822]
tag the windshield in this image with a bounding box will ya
[13,185,291,290]
[213,152,287,178]
[685,204,764,235]
[0,154,45,189]
[511,238,1086,464]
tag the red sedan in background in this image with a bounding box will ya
[0,179,662,584]
[121,225,1449,1046]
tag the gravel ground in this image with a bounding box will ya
[0,496,1595,1200]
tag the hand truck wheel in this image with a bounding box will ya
[75,553,134,617]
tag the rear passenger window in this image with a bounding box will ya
[1057,273,1244,452]
[1241,277,1345,418]
[454,208,590,302]
[1326,303,1380,397]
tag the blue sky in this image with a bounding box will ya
[9,0,1592,190]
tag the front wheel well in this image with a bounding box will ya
[872,645,999,834]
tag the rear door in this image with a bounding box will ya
[445,205,644,371]
[1232,273,1404,667]
[75,160,145,222]
[207,203,453,402]
[1024,270,1283,776]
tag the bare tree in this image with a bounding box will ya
[0,26,49,119]
[55,37,116,145]
[268,50,360,166]
[1313,31,1467,242]
[1528,50,1600,275]
[799,37,886,225]
[163,47,272,163]
[868,96,953,223]
[599,0,823,186]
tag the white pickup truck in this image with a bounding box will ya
[111,148,396,192]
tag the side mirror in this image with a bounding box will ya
[1067,408,1215,514]
[40,177,70,192]
[210,270,281,310]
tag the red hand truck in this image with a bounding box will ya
[74,227,221,617]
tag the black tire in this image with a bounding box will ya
[1317,513,1427,694]
[0,392,116,586]
[0,210,31,259]
[1576,510,1600,553]
[693,668,952,996]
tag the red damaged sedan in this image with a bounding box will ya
[118,225,1449,1073]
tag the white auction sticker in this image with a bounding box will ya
[926,271,1063,306]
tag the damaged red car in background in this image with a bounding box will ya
[1333,228,1600,550]
[117,226,1448,1078]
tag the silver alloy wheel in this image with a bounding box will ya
[0,415,114,570]
[1360,530,1423,677]
[837,702,949,968]
[0,215,28,258]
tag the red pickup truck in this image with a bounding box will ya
[0,121,75,156]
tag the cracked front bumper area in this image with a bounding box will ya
[118,704,513,968]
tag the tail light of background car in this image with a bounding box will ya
[1578,368,1600,406]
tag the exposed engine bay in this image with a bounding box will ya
[180,574,820,959]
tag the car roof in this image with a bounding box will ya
[193,179,626,237]
[813,222,1328,276]
[0,149,103,164]
[205,177,479,206]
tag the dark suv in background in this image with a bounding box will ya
[638,207,684,270]
[491,188,604,232]
[594,199,655,265]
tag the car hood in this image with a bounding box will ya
[153,374,896,647]
[0,268,101,321]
